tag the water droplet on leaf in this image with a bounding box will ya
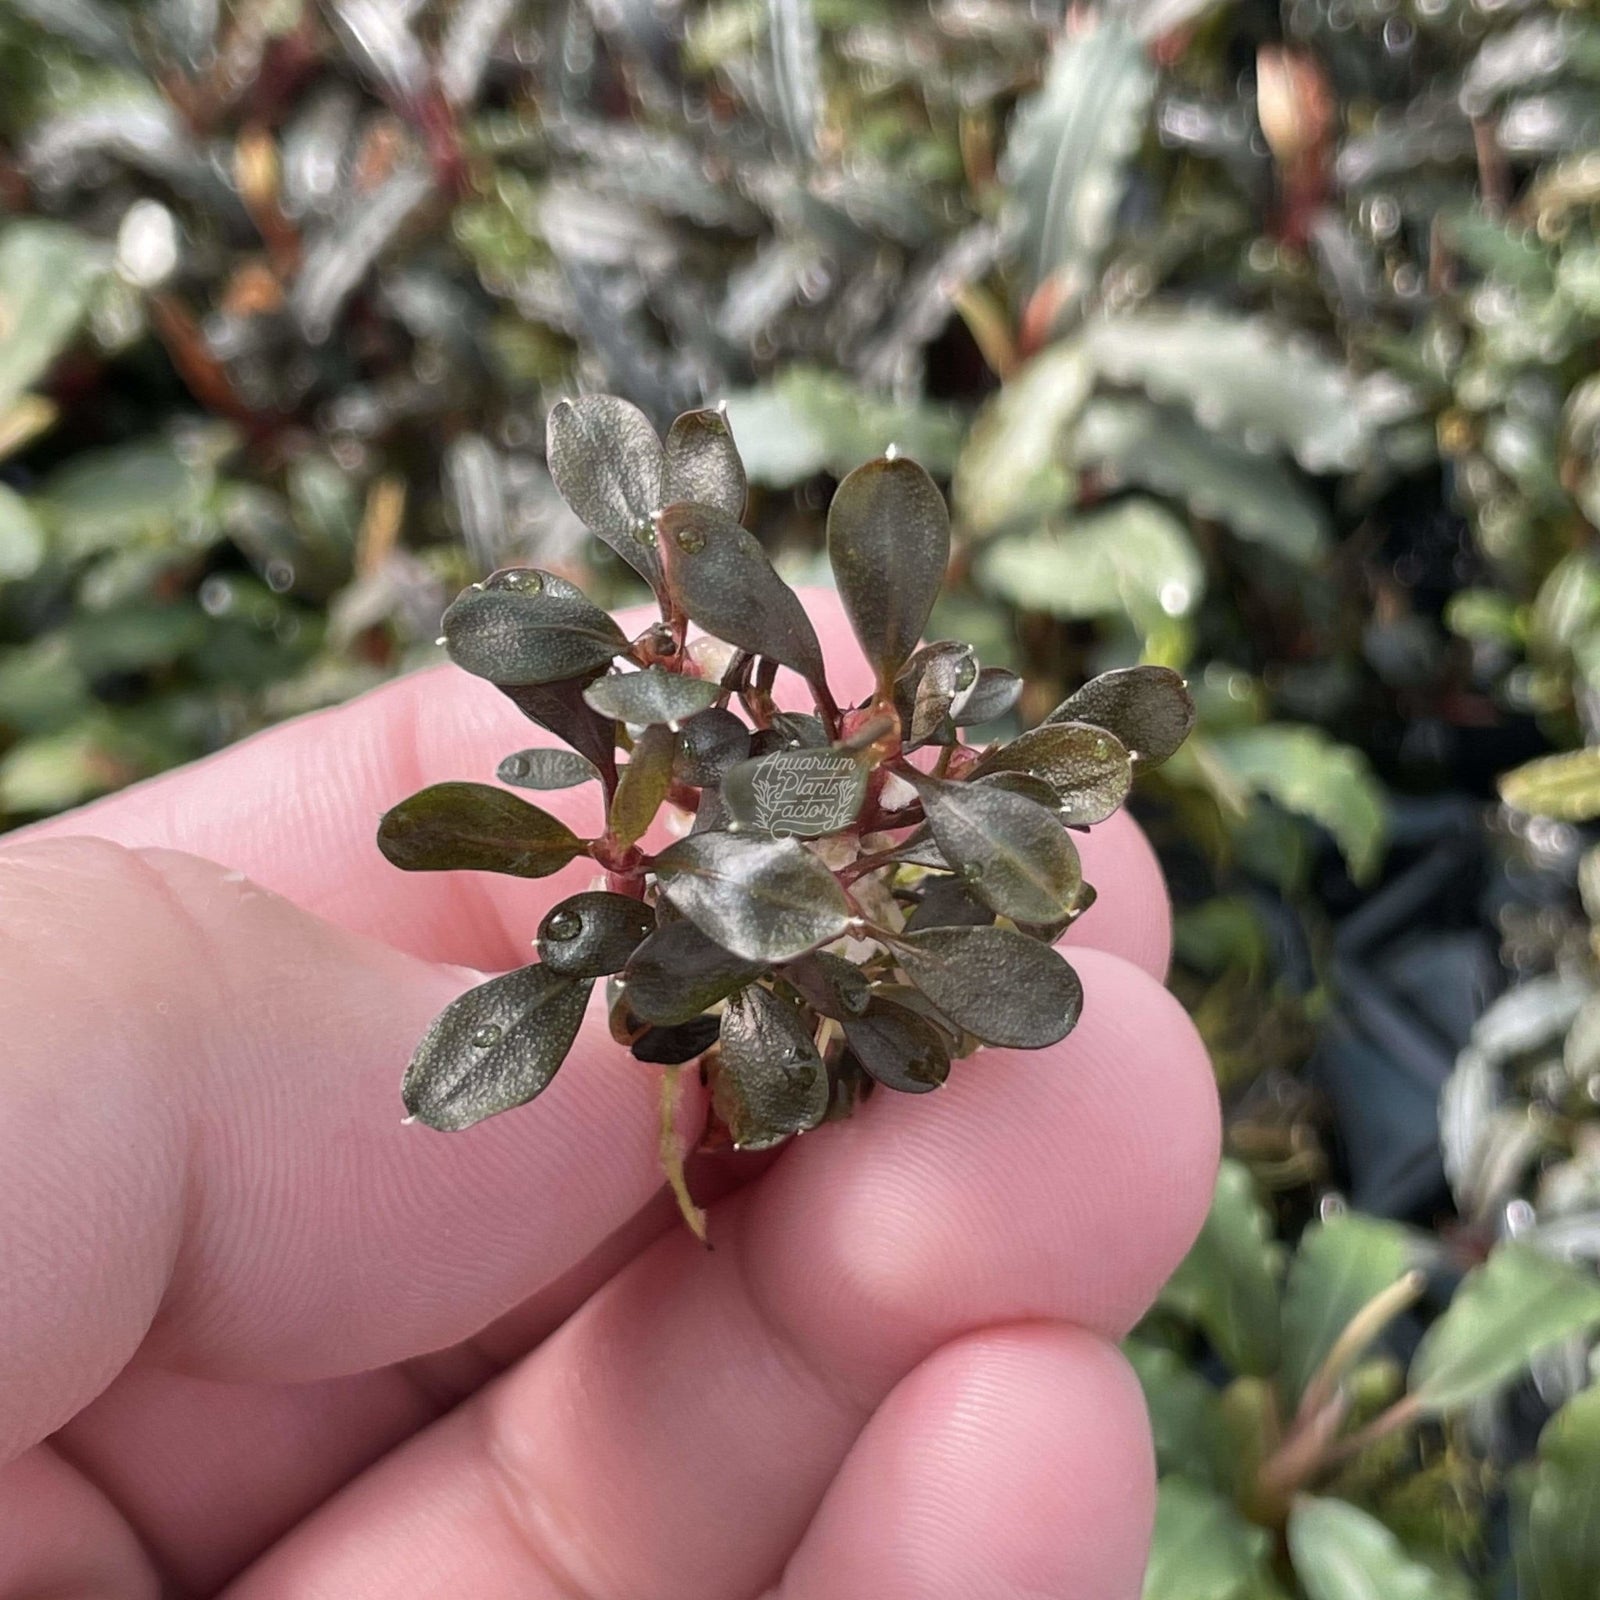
[471,1023,504,1048]
[674,525,707,554]
[543,908,583,941]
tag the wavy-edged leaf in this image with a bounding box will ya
[674,706,751,787]
[546,394,665,587]
[827,455,951,683]
[1408,1243,1600,1412]
[971,721,1133,826]
[904,770,1082,924]
[1519,1385,1600,1600]
[889,925,1083,1048]
[654,832,851,961]
[714,984,828,1149]
[954,666,1024,728]
[723,746,867,837]
[663,407,746,518]
[657,501,827,686]
[537,891,658,979]
[609,724,676,847]
[1047,665,1196,768]
[497,748,601,790]
[442,577,628,687]
[1085,309,1370,473]
[401,964,590,1130]
[620,917,766,1025]
[584,666,722,727]
[377,782,583,877]
[1070,396,1332,563]
[841,999,951,1092]
[0,220,105,411]
[1287,1497,1456,1600]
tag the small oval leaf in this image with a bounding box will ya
[715,984,829,1149]
[1046,664,1195,767]
[842,999,951,1092]
[827,454,951,683]
[620,916,767,1024]
[656,501,827,686]
[664,407,747,518]
[673,706,751,787]
[609,723,676,847]
[954,665,1024,727]
[537,891,657,978]
[441,578,629,687]
[653,832,852,961]
[377,782,584,877]
[545,395,665,587]
[584,666,723,727]
[402,964,591,1130]
[889,925,1084,1048]
[496,748,601,790]
[971,720,1133,826]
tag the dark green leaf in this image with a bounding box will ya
[953,665,1024,727]
[1520,1386,1600,1600]
[663,407,747,518]
[631,1015,722,1064]
[971,721,1133,826]
[893,641,977,746]
[497,747,601,790]
[827,454,950,683]
[904,770,1082,924]
[377,782,584,877]
[1287,1498,1456,1600]
[889,925,1083,1048]
[584,666,722,727]
[609,723,675,847]
[0,220,105,410]
[714,984,829,1149]
[973,769,1069,817]
[674,707,751,786]
[657,501,827,686]
[1143,1478,1273,1600]
[782,950,872,1019]
[537,891,657,978]
[905,873,996,931]
[842,999,951,1092]
[442,576,628,687]
[620,917,766,1024]
[499,675,619,786]
[1046,665,1195,767]
[654,831,851,961]
[545,394,665,587]
[401,964,591,1130]
[722,746,868,837]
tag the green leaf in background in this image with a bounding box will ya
[1287,1497,1458,1600]
[1280,1213,1420,1408]
[1408,1243,1600,1412]
[0,482,46,581]
[1517,1384,1600,1600]
[719,367,962,487]
[1000,19,1154,297]
[1124,1339,1233,1493]
[1070,397,1332,564]
[1142,1478,1273,1600]
[1161,1159,1283,1377]
[1500,747,1600,822]
[953,341,1090,537]
[1085,309,1372,474]
[976,498,1204,631]
[0,220,104,411]
[1209,725,1386,883]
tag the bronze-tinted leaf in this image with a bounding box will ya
[632,1015,721,1064]
[970,721,1133,825]
[537,891,657,978]
[377,782,584,877]
[653,831,852,961]
[663,407,746,519]
[498,674,619,785]
[545,395,665,587]
[497,748,600,790]
[904,873,996,931]
[842,999,951,1093]
[441,578,628,687]
[783,950,872,1019]
[1046,665,1195,766]
[893,641,978,747]
[954,666,1024,727]
[904,770,1082,923]
[973,769,1067,816]
[402,964,591,1130]
[656,501,827,686]
[827,454,951,683]
[714,984,829,1149]
[723,746,868,837]
[889,925,1084,1048]
[674,706,751,787]
[584,666,722,727]
[609,723,676,847]
[620,917,766,1024]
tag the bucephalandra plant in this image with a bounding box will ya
[377,394,1194,1228]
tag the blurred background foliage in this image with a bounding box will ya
[1,0,1599,1591]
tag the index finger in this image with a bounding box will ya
[24,589,1172,977]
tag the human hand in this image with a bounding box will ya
[0,591,1217,1599]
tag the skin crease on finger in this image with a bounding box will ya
[0,590,1217,1594]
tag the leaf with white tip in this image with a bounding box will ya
[1047,666,1196,767]
[971,721,1133,826]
